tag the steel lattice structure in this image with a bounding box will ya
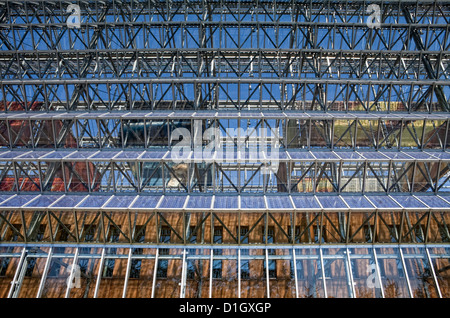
[0,0,449,299]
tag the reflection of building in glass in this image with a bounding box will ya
[0,0,449,298]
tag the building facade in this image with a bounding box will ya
[0,0,449,298]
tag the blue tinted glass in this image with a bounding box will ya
[366,195,401,208]
[392,196,427,208]
[415,195,450,208]
[25,195,62,207]
[312,152,340,160]
[159,196,186,209]
[131,196,161,209]
[288,151,315,160]
[291,196,321,209]
[0,195,37,207]
[141,151,168,159]
[104,196,136,208]
[187,196,212,209]
[266,196,293,209]
[241,196,266,209]
[214,196,238,209]
[317,196,347,209]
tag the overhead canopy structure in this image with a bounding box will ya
[0,0,449,299]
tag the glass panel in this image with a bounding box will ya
[322,248,351,298]
[40,254,74,298]
[186,196,212,209]
[211,248,237,298]
[348,212,376,243]
[124,248,157,298]
[266,196,293,209]
[0,211,25,242]
[69,247,102,298]
[291,196,320,209]
[293,212,322,243]
[153,248,182,298]
[342,196,374,209]
[97,248,129,298]
[428,212,450,243]
[376,212,402,243]
[321,212,348,243]
[375,247,410,298]
[185,248,210,298]
[429,247,450,298]
[241,196,266,209]
[158,196,186,209]
[18,247,50,298]
[402,247,440,298]
[213,196,238,209]
[77,195,111,208]
[293,247,326,298]
[267,249,294,298]
[349,247,382,298]
[0,246,22,298]
[131,196,161,209]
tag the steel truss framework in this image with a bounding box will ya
[1,0,450,298]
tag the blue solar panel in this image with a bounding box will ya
[16,151,50,160]
[312,152,340,160]
[24,195,62,208]
[0,151,23,159]
[141,151,168,160]
[51,195,87,208]
[89,151,120,160]
[131,196,162,209]
[342,196,373,209]
[66,151,97,159]
[159,196,186,209]
[427,152,450,160]
[186,196,212,209]
[316,196,347,209]
[381,152,413,160]
[78,195,112,208]
[104,196,136,208]
[0,195,12,204]
[214,196,238,209]
[360,152,389,160]
[291,196,321,209]
[415,195,450,208]
[392,196,427,208]
[336,152,364,160]
[288,151,315,160]
[0,195,37,207]
[366,195,401,208]
[241,196,266,209]
[266,196,293,209]
[40,151,73,159]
